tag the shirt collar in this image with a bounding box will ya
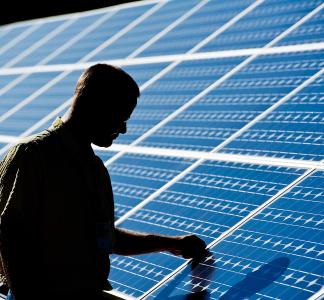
[49,117,95,158]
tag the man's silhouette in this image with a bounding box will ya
[0,64,207,300]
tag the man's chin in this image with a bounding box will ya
[93,139,113,148]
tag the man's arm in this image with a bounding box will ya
[113,228,207,260]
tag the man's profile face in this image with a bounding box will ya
[90,100,135,148]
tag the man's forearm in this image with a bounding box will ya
[113,228,179,256]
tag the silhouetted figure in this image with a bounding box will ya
[0,64,207,300]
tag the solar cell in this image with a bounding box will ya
[139,50,324,151]
[148,170,324,299]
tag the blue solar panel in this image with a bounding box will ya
[91,0,199,60]
[277,7,324,46]
[108,154,195,218]
[138,0,255,57]
[139,50,324,151]
[0,71,82,135]
[13,14,106,67]
[199,0,323,52]
[0,0,323,299]
[120,57,246,144]
[46,4,154,65]
[148,170,324,299]
[109,161,304,296]
[221,65,324,161]
[0,72,60,119]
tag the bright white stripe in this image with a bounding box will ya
[308,288,324,300]
[127,0,210,58]
[0,23,41,56]
[2,134,322,173]
[104,0,265,167]
[1,0,165,30]
[1,42,324,75]
[3,18,78,68]
[0,3,162,126]
[1,134,322,169]
[80,1,167,63]
[0,135,18,143]
[139,168,317,299]
[104,289,136,300]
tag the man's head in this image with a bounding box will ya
[69,64,140,147]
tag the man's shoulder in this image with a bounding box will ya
[2,130,55,163]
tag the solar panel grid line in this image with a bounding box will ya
[2,41,324,76]
[0,23,41,56]
[140,167,317,299]
[0,2,163,140]
[78,1,168,63]
[2,18,78,68]
[309,287,324,300]
[127,0,210,59]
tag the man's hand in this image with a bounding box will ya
[169,235,208,260]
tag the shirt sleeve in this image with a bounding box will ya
[0,143,42,296]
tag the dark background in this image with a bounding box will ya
[0,0,139,25]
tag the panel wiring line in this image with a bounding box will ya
[2,18,78,68]
[0,1,165,127]
[0,22,41,56]
[1,42,324,75]
[104,0,265,167]
[127,0,210,59]
[139,167,317,299]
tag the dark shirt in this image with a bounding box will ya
[0,118,115,295]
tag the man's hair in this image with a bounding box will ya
[72,64,140,114]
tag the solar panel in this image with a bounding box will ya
[0,0,323,299]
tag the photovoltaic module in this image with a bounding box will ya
[0,0,323,299]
